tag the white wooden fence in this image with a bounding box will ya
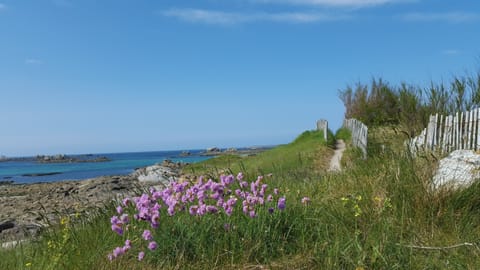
[409,108,480,154]
[344,118,368,159]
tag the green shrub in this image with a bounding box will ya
[335,127,351,142]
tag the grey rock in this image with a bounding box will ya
[180,151,191,157]
[0,220,15,232]
[433,150,480,189]
[206,147,220,153]
[132,164,180,186]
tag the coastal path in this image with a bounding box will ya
[328,139,346,172]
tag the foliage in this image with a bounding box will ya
[3,124,480,268]
[335,127,352,142]
[185,129,333,180]
[339,70,480,136]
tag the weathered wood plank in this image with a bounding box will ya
[476,108,480,151]
[343,118,368,159]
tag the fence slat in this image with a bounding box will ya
[408,108,480,155]
[344,118,368,159]
[469,110,474,149]
[477,109,480,151]
[453,112,460,149]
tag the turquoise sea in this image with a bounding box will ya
[0,150,210,184]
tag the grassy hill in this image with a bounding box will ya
[2,127,480,269]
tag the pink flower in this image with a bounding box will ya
[226,197,237,207]
[206,205,218,214]
[189,205,198,216]
[138,251,145,261]
[125,239,132,248]
[111,224,123,235]
[150,214,160,228]
[167,206,175,216]
[110,216,120,225]
[120,214,129,224]
[122,197,131,206]
[277,197,286,211]
[301,197,311,205]
[224,175,235,185]
[225,207,233,216]
[148,241,158,251]
[142,230,153,241]
[112,246,124,258]
[240,181,248,189]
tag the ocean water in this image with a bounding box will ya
[0,150,210,184]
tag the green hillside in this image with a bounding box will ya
[2,126,480,269]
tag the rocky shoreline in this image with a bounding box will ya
[0,160,185,247]
[0,147,272,247]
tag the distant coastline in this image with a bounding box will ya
[0,146,275,185]
[0,154,110,164]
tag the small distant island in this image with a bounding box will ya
[199,146,274,157]
[0,154,110,164]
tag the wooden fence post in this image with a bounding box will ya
[343,118,368,159]
[476,108,480,151]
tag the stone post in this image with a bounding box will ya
[316,119,328,141]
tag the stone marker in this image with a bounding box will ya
[317,119,328,141]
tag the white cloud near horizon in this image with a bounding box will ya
[161,8,350,24]
[401,12,480,23]
[251,0,415,8]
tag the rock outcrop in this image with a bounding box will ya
[36,154,110,164]
[433,150,480,189]
[132,160,183,186]
[0,175,139,244]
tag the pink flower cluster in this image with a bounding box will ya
[107,173,286,261]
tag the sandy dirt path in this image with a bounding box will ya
[328,139,346,172]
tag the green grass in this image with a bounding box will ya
[184,129,335,180]
[2,127,480,269]
[335,127,352,142]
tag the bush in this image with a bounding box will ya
[335,127,351,142]
[338,70,480,136]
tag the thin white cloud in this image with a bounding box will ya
[252,0,414,8]
[161,8,349,25]
[25,58,43,65]
[441,49,460,55]
[401,12,480,23]
[52,0,72,7]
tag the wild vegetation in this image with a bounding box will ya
[2,125,480,269]
[3,70,480,269]
[339,70,480,136]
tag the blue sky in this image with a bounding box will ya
[0,0,479,156]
